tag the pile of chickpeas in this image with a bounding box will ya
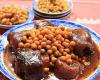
[18,26,89,73]
[37,0,69,13]
[0,5,28,25]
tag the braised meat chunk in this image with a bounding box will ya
[54,60,81,80]
[72,29,94,57]
[7,31,27,51]
[34,20,55,29]
[13,48,43,80]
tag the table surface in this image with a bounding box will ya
[0,0,100,80]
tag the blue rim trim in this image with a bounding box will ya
[0,19,100,80]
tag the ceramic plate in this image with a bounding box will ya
[0,6,34,29]
[0,19,100,80]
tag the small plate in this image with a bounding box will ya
[0,19,100,80]
[32,0,73,19]
[0,6,34,29]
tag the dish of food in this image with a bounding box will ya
[0,5,34,29]
[37,0,69,13]
[32,0,72,18]
[0,19,100,80]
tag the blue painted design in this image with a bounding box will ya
[0,19,100,80]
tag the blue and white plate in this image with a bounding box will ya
[0,19,100,80]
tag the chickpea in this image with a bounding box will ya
[51,46,57,51]
[41,30,46,35]
[53,41,59,46]
[63,52,68,56]
[1,18,7,24]
[59,48,64,53]
[18,42,24,48]
[56,34,62,40]
[24,43,30,48]
[41,42,46,47]
[58,52,62,56]
[47,49,53,55]
[47,40,51,45]
[52,38,56,42]
[42,37,47,41]
[50,28,55,32]
[27,39,33,44]
[56,44,62,49]
[65,39,70,43]
[51,56,57,63]
[34,37,39,41]
[62,42,69,47]
[60,26,65,31]
[38,35,43,40]
[29,36,32,39]
[46,45,51,49]
[60,37,64,42]
[11,17,16,22]
[31,43,37,49]
[66,54,71,59]
[48,34,53,40]
[44,34,48,38]
[70,41,76,47]
[66,59,72,64]
[64,48,70,53]
[34,41,40,45]
[59,56,66,62]
[43,68,49,73]
[26,31,31,36]
[5,13,12,17]
[61,31,65,36]
[55,29,60,34]
[71,53,76,59]
[21,36,27,42]
[40,49,45,54]
[68,32,72,36]
[31,33,35,39]
[63,34,68,39]
[54,51,60,57]
[38,45,42,49]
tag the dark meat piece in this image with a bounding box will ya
[72,29,93,57]
[7,31,27,51]
[54,60,81,80]
[34,20,55,29]
[13,48,43,80]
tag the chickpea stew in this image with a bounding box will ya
[4,20,100,80]
[37,0,69,13]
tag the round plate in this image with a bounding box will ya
[0,19,100,80]
[32,0,73,19]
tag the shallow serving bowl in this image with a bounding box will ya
[32,0,73,18]
[0,5,34,29]
[0,19,100,80]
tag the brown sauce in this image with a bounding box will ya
[3,42,100,80]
